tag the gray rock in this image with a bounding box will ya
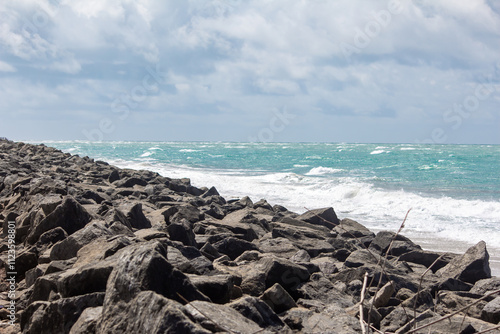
[260,283,297,313]
[20,292,105,334]
[103,241,209,306]
[296,207,339,229]
[167,221,197,246]
[369,230,421,256]
[120,202,151,229]
[470,277,500,295]
[370,281,395,308]
[26,197,92,244]
[213,237,260,260]
[290,249,311,263]
[69,306,102,334]
[335,218,374,238]
[98,291,209,334]
[185,300,263,334]
[229,295,286,331]
[50,221,112,260]
[437,241,491,284]
[481,296,500,324]
[398,250,454,271]
[188,274,235,304]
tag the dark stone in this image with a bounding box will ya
[103,241,209,306]
[98,291,209,334]
[188,274,235,304]
[213,237,260,260]
[26,197,92,244]
[20,293,105,334]
[229,296,285,331]
[369,230,421,256]
[122,202,152,229]
[167,222,197,247]
[260,283,297,313]
[296,207,339,229]
[481,296,500,324]
[437,241,491,284]
[113,177,147,188]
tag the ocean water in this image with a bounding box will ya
[39,141,500,274]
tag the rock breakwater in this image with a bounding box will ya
[0,139,499,333]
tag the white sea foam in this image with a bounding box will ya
[140,151,154,157]
[305,166,343,175]
[179,149,199,152]
[370,150,385,155]
[293,164,310,168]
[400,147,416,151]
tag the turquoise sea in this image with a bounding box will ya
[38,141,500,273]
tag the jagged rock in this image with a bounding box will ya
[310,257,339,275]
[229,296,286,331]
[398,249,454,271]
[185,300,263,334]
[437,241,491,284]
[36,227,68,248]
[290,249,311,263]
[134,228,168,241]
[69,306,102,334]
[369,230,421,256]
[481,296,500,324]
[370,281,395,308]
[335,218,374,238]
[103,241,209,306]
[50,221,112,260]
[26,197,92,244]
[253,199,273,211]
[119,202,151,229]
[199,242,221,261]
[470,277,500,295]
[169,205,204,225]
[167,221,197,246]
[398,310,495,334]
[296,207,339,229]
[298,272,355,308]
[188,274,236,304]
[113,176,147,188]
[257,237,300,259]
[436,291,486,320]
[260,283,297,313]
[98,291,209,334]
[20,293,105,334]
[14,248,38,278]
[213,237,260,260]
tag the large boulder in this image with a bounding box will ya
[102,241,209,306]
[20,293,105,334]
[437,241,491,284]
[213,237,260,260]
[369,230,421,256]
[185,300,263,334]
[98,291,209,334]
[26,197,92,244]
[50,221,112,260]
[229,296,286,331]
[296,207,339,229]
[481,296,500,324]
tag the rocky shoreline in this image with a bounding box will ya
[1,139,499,334]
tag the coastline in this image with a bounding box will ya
[1,139,499,333]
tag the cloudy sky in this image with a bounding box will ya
[1,0,499,144]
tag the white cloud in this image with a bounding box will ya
[0,60,16,72]
[0,0,499,143]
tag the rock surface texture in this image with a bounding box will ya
[0,139,498,333]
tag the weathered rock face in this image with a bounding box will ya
[437,241,491,284]
[1,139,498,334]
